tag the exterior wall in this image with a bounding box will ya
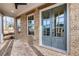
[69,4,79,56]
[33,8,40,46]
[14,18,22,39]
[15,3,79,56]
[15,15,28,41]
[20,15,27,40]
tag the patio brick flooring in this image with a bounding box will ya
[11,39,37,56]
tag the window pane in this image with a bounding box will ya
[3,16,14,34]
[28,15,34,35]
[17,19,21,32]
[47,20,50,25]
[43,20,46,26]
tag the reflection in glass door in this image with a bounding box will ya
[42,9,52,47]
[51,5,67,50]
[41,4,67,51]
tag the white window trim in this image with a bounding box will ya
[16,18,21,32]
[39,3,70,54]
[27,13,35,36]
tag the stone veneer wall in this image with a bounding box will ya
[33,8,40,46]
[15,15,27,41]
[20,15,27,40]
[15,3,79,56]
[69,4,79,56]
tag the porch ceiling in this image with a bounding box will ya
[0,3,45,17]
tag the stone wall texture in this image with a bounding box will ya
[15,3,79,56]
[69,4,79,56]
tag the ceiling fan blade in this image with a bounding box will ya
[15,3,27,9]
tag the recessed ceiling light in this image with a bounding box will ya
[11,10,14,13]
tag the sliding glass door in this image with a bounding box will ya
[41,4,67,51]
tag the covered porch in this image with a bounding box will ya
[0,3,79,56]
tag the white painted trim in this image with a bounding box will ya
[39,3,69,54]
[66,4,70,55]
[39,10,42,46]
[27,13,35,36]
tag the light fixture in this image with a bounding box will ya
[11,10,14,13]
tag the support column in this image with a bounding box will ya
[34,8,39,46]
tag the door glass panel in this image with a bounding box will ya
[42,9,52,47]
[43,20,50,36]
[43,20,47,26]
[42,10,50,36]
[47,20,50,25]
[54,7,64,37]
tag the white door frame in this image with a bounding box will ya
[39,3,70,54]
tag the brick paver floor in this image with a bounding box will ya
[11,39,37,56]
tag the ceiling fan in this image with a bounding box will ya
[15,3,27,9]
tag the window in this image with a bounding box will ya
[3,16,14,34]
[28,15,34,35]
[16,19,21,32]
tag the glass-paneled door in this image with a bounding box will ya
[51,5,67,50]
[42,9,52,47]
[41,4,67,51]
